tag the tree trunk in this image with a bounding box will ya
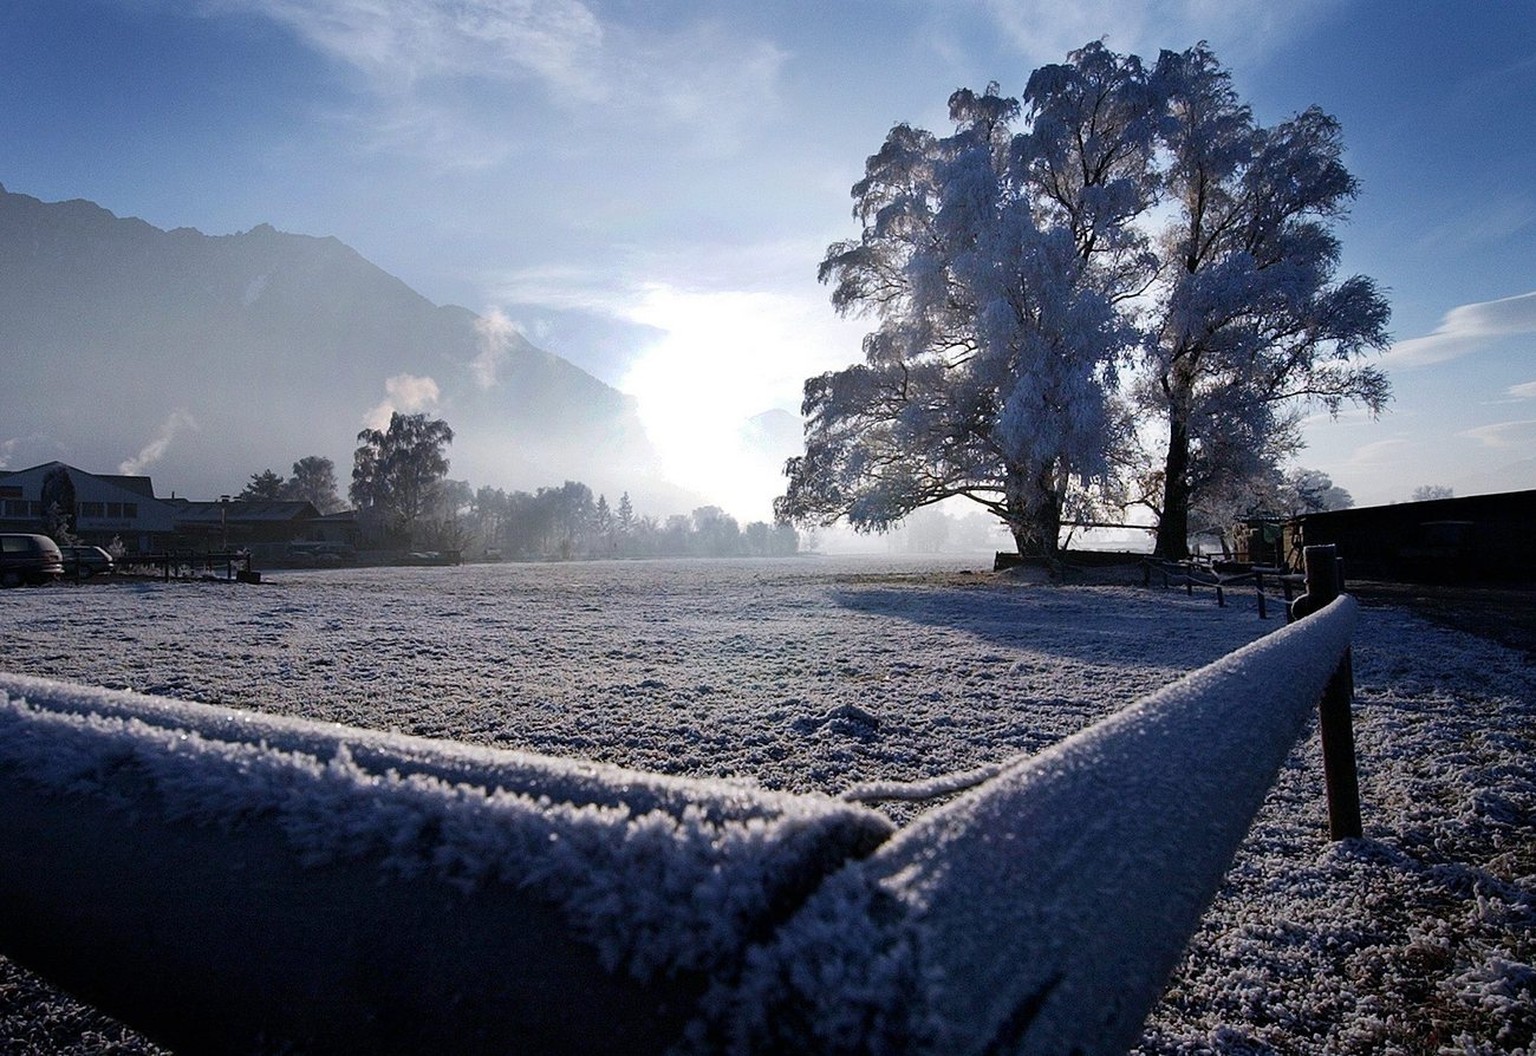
[1155,413,1192,560]
[1010,523,1057,558]
[1005,468,1063,558]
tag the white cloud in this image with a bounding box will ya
[1382,290,1536,368]
[470,308,519,388]
[1298,404,1386,429]
[1509,381,1536,399]
[119,410,199,476]
[1459,419,1536,450]
[609,21,787,155]
[364,373,441,430]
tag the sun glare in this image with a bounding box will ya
[618,283,859,520]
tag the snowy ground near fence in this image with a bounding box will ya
[0,554,1531,1054]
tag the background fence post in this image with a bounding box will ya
[1293,545,1363,840]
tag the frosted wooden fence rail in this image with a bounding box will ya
[0,584,1359,1055]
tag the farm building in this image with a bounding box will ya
[1291,489,1536,583]
[0,462,357,557]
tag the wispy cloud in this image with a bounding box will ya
[209,0,606,96]
[1459,419,1536,450]
[1415,196,1536,258]
[1382,291,1536,368]
[206,0,785,164]
[489,263,640,316]
[119,410,198,475]
[610,20,786,154]
[1509,381,1536,400]
[364,373,441,430]
[1337,436,1413,471]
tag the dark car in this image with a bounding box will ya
[0,533,65,587]
[61,544,116,578]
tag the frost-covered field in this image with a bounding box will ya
[1,555,1532,1053]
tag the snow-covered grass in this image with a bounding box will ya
[0,555,1531,1053]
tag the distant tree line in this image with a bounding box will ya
[461,482,799,561]
[240,411,799,560]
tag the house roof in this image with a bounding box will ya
[92,474,157,499]
[0,462,162,504]
[173,500,322,524]
[1298,488,1536,526]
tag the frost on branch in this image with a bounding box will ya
[782,46,1157,557]
[782,40,1391,561]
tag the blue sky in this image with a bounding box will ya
[3,0,1533,520]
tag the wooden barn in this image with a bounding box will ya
[1292,489,1536,583]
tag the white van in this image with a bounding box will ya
[0,534,65,587]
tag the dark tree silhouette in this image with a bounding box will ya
[350,413,455,544]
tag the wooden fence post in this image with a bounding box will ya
[1292,545,1363,840]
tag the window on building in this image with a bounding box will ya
[123,503,138,518]
[107,503,122,518]
[80,502,105,518]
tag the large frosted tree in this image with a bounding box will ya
[1142,44,1390,559]
[778,45,1156,556]
[780,41,1390,559]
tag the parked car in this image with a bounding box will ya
[0,533,65,587]
[60,544,116,578]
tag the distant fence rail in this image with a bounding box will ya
[0,548,1361,1055]
[116,550,260,583]
[1144,556,1306,619]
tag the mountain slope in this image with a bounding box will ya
[0,185,665,504]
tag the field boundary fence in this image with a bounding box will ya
[797,543,1360,1054]
[115,549,260,583]
[1144,555,1307,619]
